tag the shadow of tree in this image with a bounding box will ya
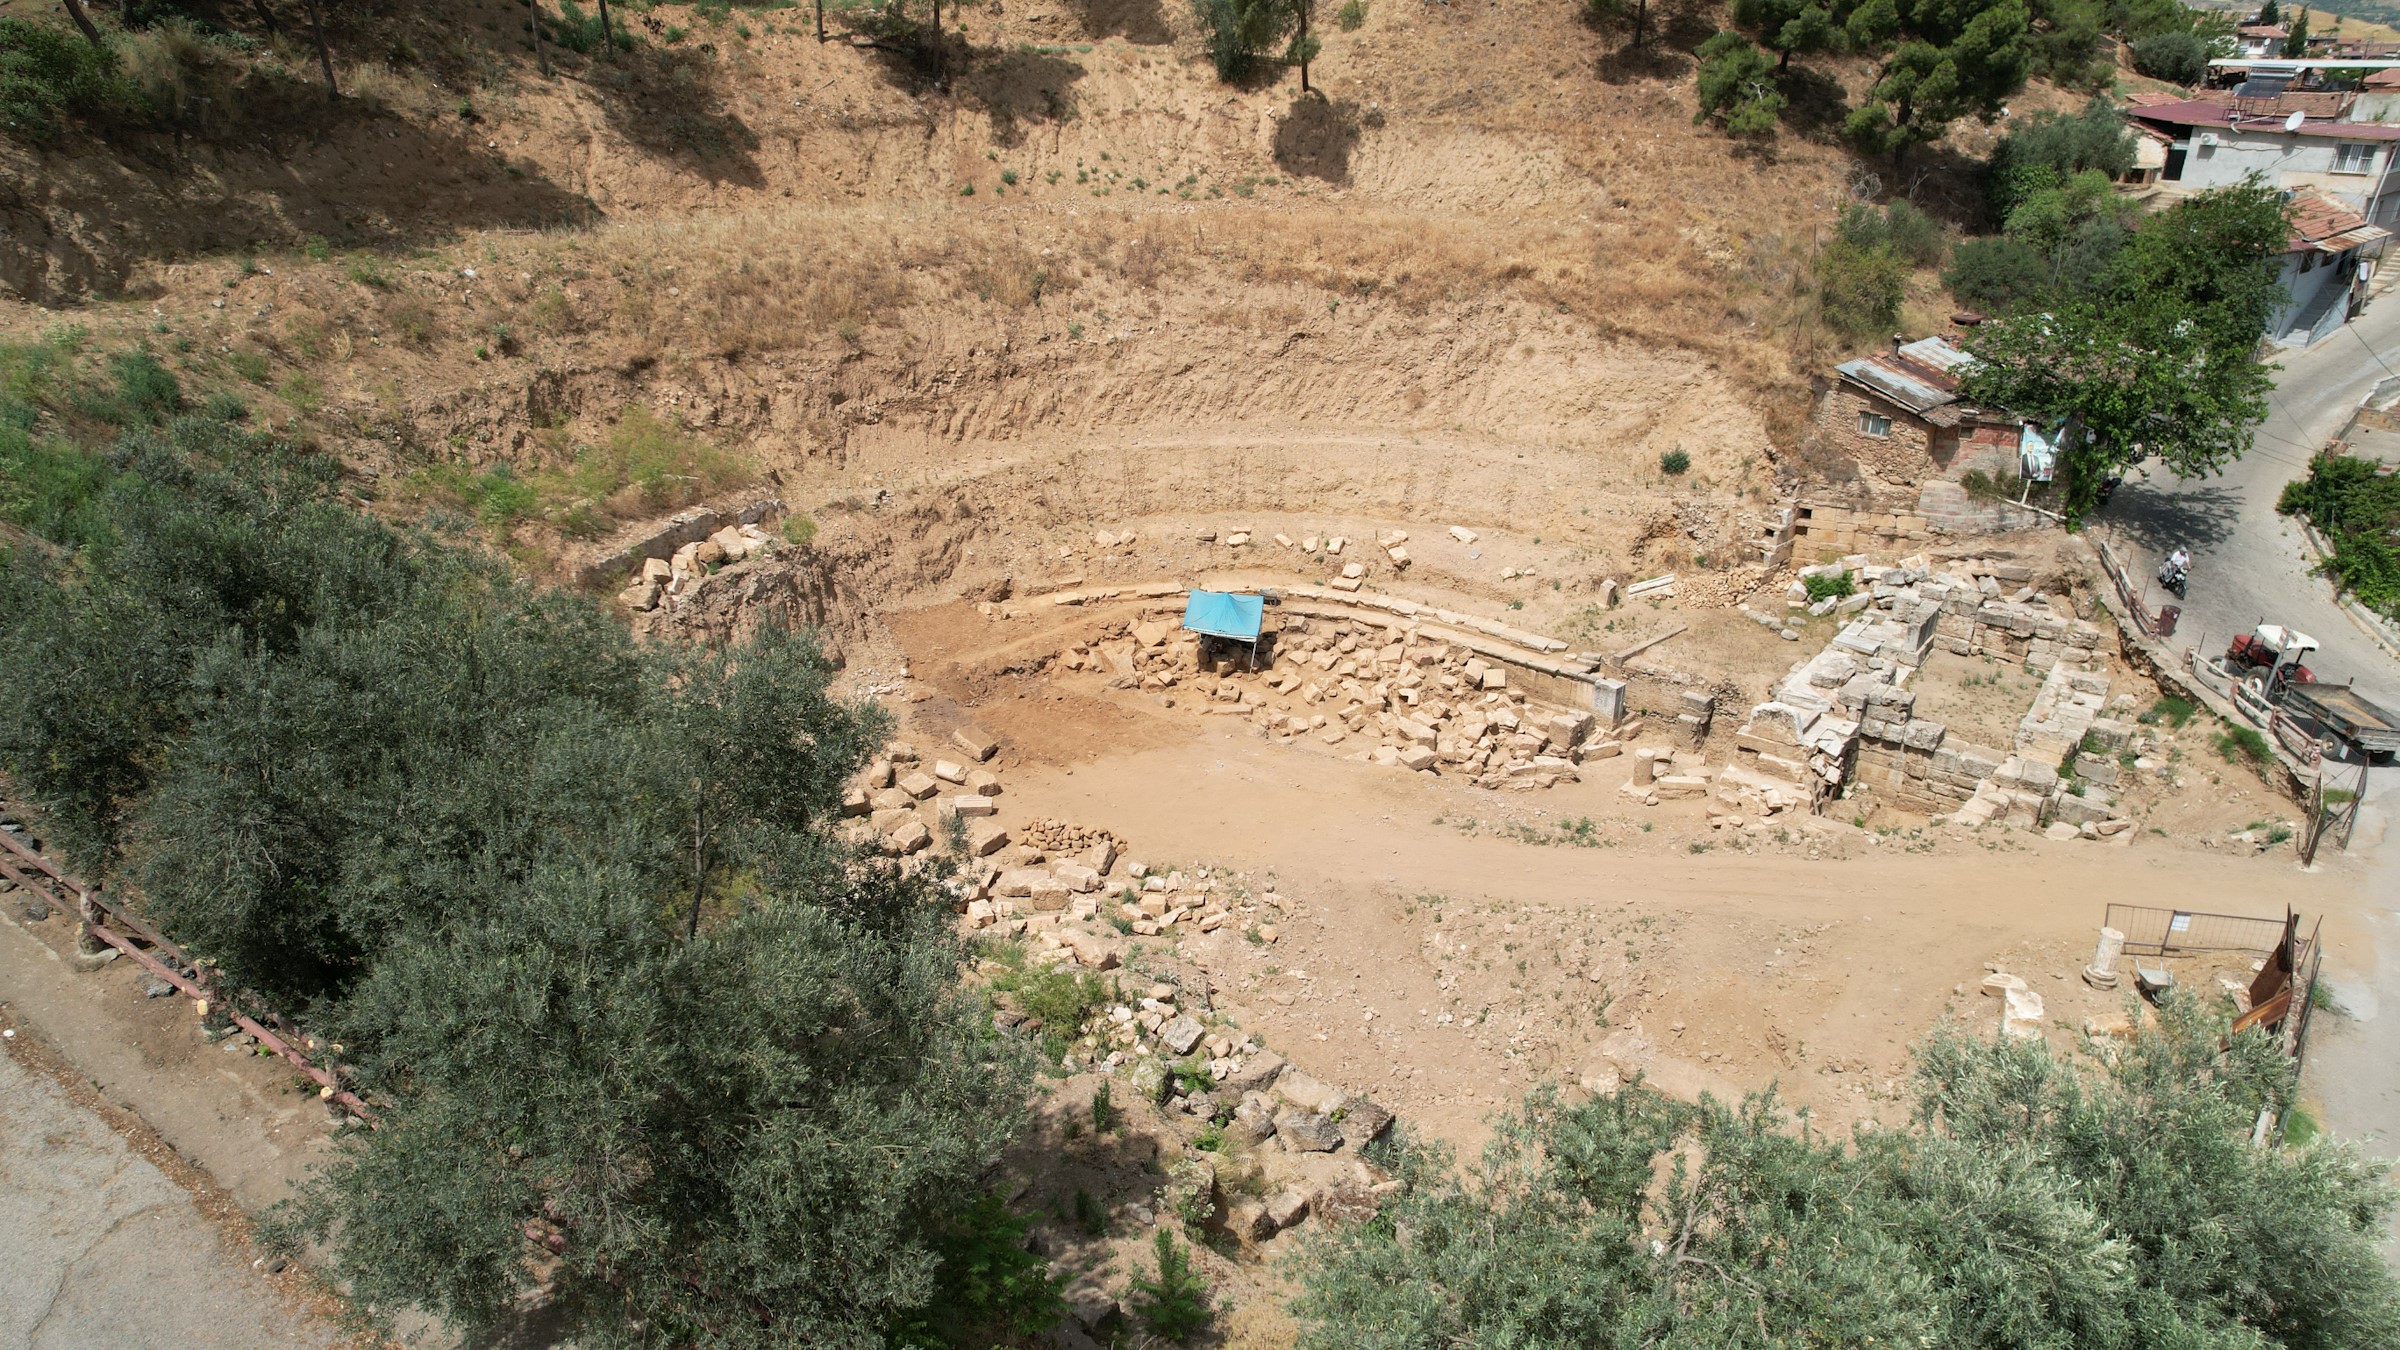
[1891,139,1996,230]
[959,49,1092,149]
[2100,478,2245,556]
[583,44,765,186]
[1064,0,1176,45]
[1272,94,1362,185]
[0,67,596,303]
[1584,0,1712,84]
[1776,63,1850,138]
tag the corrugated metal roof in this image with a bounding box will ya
[1833,336,1972,417]
[2318,224,2391,253]
[2130,99,2400,141]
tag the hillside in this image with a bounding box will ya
[0,0,1909,633]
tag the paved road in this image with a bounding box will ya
[0,1048,334,1350]
[2103,302,2400,716]
[2108,307,2400,1254]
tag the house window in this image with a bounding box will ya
[1858,412,1893,438]
[2334,142,2379,174]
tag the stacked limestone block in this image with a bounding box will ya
[1723,556,2137,841]
[1060,614,1615,791]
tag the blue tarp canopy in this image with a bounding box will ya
[1182,590,1265,643]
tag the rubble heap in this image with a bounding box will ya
[615,520,781,614]
[837,722,1402,1253]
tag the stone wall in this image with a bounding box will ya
[1716,555,2139,843]
[575,496,787,588]
[1790,500,1934,558]
[1807,384,1946,484]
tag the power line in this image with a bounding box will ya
[2345,320,2399,381]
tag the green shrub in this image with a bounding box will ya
[991,965,1108,1055]
[1288,1001,2400,1346]
[0,421,114,547]
[1817,229,1913,342]
[1128,1229,1210,1341]
[1336,0,1367,29]
[890,1190,1065,1349]
[107,350,182,422]
[1192,0,1291,81]
[1838,200,1946,269]
[1802,571,1855,601]
[2131,30,2211,85]
[0,18,136,145]
[781,513,818,547]
[1659,448,1691,475]
[546,0,617,53]
[1988,101,2136,219]
[2279,451,2400,618]
[2214,723,2271,768]
[1944,235,2054,316]
[2149,695,2197,728]
[1693,31,1785,139]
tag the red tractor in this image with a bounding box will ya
[2226,625,2318,691]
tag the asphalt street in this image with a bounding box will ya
[2106,302,2400,1251]
[2103,301,2400,714]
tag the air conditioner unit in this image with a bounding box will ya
[2198,132,2222,147]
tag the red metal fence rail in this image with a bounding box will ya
[0,821,372,1120]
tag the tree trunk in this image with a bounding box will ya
[303,0,338,99]
[1778,44,1792,71]
[248,0,282,37]
[816,0,826,41]
[1631,0,1648,49]
[596,0,613,50]
[1299,0,1311,93]
[686,795,707,940]
[529,0,551,77]
[931,0,946,85]
[60,0,105,46]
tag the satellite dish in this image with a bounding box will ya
[2286,110,2308,132]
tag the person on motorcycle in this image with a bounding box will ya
[2158,547,2190,598]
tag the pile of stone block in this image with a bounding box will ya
[841,738,1009,857]
[616,521,779,614]
[1061,613,1615,791]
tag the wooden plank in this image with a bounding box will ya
[1611,624,1689,664]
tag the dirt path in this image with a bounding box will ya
[984,693,2379,1146]
[0,906,337,1216]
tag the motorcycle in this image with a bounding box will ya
[2156,558,2188,599]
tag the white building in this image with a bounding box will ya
[2270,191,2388,347]
[2236,23,2289,59]
[2130,99,2400,229]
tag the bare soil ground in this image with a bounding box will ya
[890,593,2376,1151]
